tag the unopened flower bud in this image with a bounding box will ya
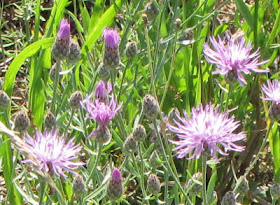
[149,151,160,168]
[51,19,71,61]
[14,111,30,132]
[168,107,180,125]
[145,1,159,21]
[69,91,83,109]
[0,90,10,109]
[107,168,123,201]
[95,81,108,102]
[133,124,146,142]
[44,112,56,130]
[67,39,81,64]
[98,63,111,82]
[269,103,280,122]
[95,126,112,145]
[186,172,202,196]
[103,28,120,69]
[124,134,137,153]
[49,63,62,82]
[143,94,159,120]
[147,174,160,195]
[125,41,138,59]
[271,184,280,199]
[73,175,86,197]
[221,191,236,205]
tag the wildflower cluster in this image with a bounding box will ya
[1,1,278,204]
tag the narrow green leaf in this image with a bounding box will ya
[234,0,254,29]
[3,38,54,97]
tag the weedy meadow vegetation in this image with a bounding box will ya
[0,0,280,204]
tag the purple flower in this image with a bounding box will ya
[24,129,83,178]
[82,95,122,138]
[168,104,246,161]
[203,35,269,86]
[107,167,123,200]
[57,19,70,40]
[261,80,280,104]
[95,81,112,101]
[111,167,122,182]
[103,28,119,48]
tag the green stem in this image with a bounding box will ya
[138,144,150,205]
[51,61,61,114]
[39,180,46,205]
[202,154,208,205]
[160,30,178,109]
[152,120,192,204]
[86,143,102,185]
[64,108,75,136]
[225,84,232,111]
[272,198,277,205]
[144,22,156,96]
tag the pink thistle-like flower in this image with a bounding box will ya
[95,81,112,101]
[168,104,246,161]
[103,28,119,48]
[261,80,280,104]
[203,35,269,86]
[57,19,70,40]
[24,129,83,178]
[82,95,122,138]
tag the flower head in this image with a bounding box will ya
[203,35,269,86]
[168,104,246,161]
[83,96,121,126]
[57,19,70,40]
[107,167,123,200]
[24,129,83,178]
[95,81,112,101]
[261,80,280,104]
[103,28,119,48]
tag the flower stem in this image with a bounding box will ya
[160,27,178,109]
[64,108,75,137]
[144,21,156,96]
[51,60,61,114]
[39,180,46,205]
[225,84,232,111]
[138,144,150,205]
[152,120,192,204]
[202,154,208,205]
[86,143,102,185]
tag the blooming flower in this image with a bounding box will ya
[261,80,280,121]
[103,28,119,48]
[261,80,280,104]
[203,35,269,86]
[24,129,83,178]
[168,104,246,161]
[82,95,122,138]
[57,19,70,40]
[83,96,121,126]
